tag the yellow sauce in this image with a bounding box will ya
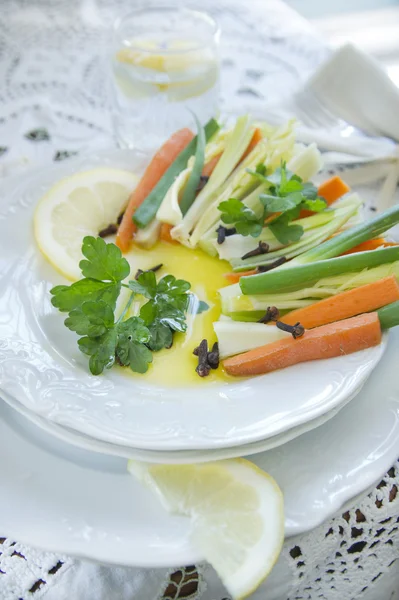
[123,240,233,386]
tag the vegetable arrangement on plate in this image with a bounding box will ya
[35,114,399,380]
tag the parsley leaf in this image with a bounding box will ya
[79,236,130,282]
[128,271,158,299]
[50,237,129,314]
[51,238,192,375]
[65,300,115,336]
[301,197,328,212]
[269,219,304,244]
[260,191,303,214]
[218,163,326,242]
[147,322,174,351]
[77,315,153,375]
[78,329,118,376]
[116,317,153,373]
[218,198,263,238]
[300,182,319,200]
[134,272,192,351]
[157,274,191,296]
[50,279,121,312]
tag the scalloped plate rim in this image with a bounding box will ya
[0,149,388,450]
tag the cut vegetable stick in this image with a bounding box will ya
[159,222,177,244]
[318,176,351,205]
[241,246,399,296]
[224,270,257,284]
[223,312,381,376]
[378,300,399,330]
[280,275,399,329]
[300,175,350,218]
[134,119,220,230]
[277,203,399,273]
[116,128,194,252]
[202,153,223,178]
[214,319,290,359]
[239,127,263,163]
[341,238,397,255]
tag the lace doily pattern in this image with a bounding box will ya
[0,0,326,176]
[1,461,398,599]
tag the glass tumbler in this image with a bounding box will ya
[110,6,220,150]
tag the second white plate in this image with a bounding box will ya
[1,327,399,569]
[1,377,364,463]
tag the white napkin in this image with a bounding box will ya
[257,43,399,163]
[306,43,399,142]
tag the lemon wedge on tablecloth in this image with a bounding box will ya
[128,459,284,599]
[34,168,137,281]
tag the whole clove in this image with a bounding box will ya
[256,257,287,272]
[258,306,280,324]
[99,223,118,238]
[194,339,211,377]
[117,211,125,225]
[134,263,163,280]
[216,225,237,244]
[241,241,269,260]
[207,342,220,369]
[276,320,305,339]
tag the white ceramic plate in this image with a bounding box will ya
[1,327,399,566]
[0,150,386,450]
[1,378,365,464]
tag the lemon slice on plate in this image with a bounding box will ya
[128,459,284,599]
[34,168,137,281]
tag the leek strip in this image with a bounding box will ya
[214,320,289,358]
[290,202,399,266]
[134,219,162,249]
[171,115,253,244]
[240,247,399,295]
[179,115,206,215]
[286,143,323,181]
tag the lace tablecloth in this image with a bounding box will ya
[1,1,399,599]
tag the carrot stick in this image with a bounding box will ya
[341,238,397,255]
[239,127,263,163]
[318,175,351,205]
[280,275,399,329]
[223,270,257,284]
[223,312,381,376]
[116,128,194,253]
[159,223,177,244]
[300,175,351,218]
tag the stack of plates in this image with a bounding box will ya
[1,150,399,567]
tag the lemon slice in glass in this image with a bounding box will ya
[128,459,284,599]
[115,42,218,102]
[34,168,137,281]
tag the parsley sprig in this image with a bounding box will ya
[50,236,192,376]
[129,271,191,351]
[217,162,327,245]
